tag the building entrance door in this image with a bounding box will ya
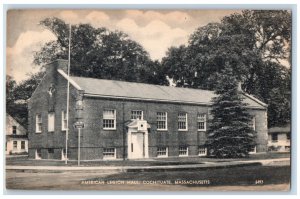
[130,132,144,159]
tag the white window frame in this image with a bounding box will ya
[178,113,188,131]
[61,111,68,131]
[197,113,207,131]
[36,114,42,133]
[157,147,168,157]
[198,147,207,156]
[12,126,17,135]
[35,149,42,160]
[48,112,55,132]
[103,148,116,159]
[21,141,25,150]
[131,110,143,120]
[179,146,188,156]
[103,109,116,130]
[157,112,168,131]
[252,117,256,130]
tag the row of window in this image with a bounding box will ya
[35,110,207,133]
[34,147,208,159]
[11,141,26,150]
[102,109,207,131]
[36,111,67,133]
[271,133,290,143]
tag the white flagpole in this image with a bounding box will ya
[65,24,71,164]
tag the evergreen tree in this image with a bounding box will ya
[206,65,256,158]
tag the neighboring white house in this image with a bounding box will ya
[268,124,290,152]
[6,113,28,155]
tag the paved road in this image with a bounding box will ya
[6,165,290,191]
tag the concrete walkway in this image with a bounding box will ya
[6,158,289,173]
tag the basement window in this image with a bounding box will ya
[157,147,168,157]
[198,147,207,156]
[103,148,116,159]
[179,146,188,156]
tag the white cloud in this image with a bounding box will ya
[7,30,56,83]
[59,10,79,24]
[116,18,189,60]
[85,11,111,28]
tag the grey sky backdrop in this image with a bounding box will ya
[7,9,239,83]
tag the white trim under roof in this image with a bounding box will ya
[84,93,266,109]
[242,93,268,108]
[57,69,82,90]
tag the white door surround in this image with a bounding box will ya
[127,119,149,159]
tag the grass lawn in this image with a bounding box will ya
[6,152,290,167]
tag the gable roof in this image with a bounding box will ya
[58,70,267,109]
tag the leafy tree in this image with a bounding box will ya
[206,65,256,158]
[34,17,167,85]
[162,10,291,127]
[6,72,45,128]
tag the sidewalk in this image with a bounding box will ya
[6,158,289,173]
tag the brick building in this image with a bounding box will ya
[28,60,268,160]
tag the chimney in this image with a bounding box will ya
[44,59,69,75]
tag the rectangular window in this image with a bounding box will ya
[157,112,167,130]
[35,149,42,159]
[36,114,42,133]
[178,113,188,131]
[103,148,116,159]
[12,126,17,135]
[179,146,188,156]
[62,111,67,131]
[131,110,143,120]
[103,109,116,129]
[252,117,256,130]
[48,112,55,132]
[198,147,207,156]
[157,147,168,157]
[21,141,25,149]
[197,114,207,131]
[272,133,278,143]
[13,141,18,149]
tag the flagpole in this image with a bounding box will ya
[65,24,71,164]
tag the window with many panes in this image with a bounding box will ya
[157,147,168,157]
[13,141,17,149]
[197,114,206,131]
[198,147,207,156]
[179,146,188,156]
[21,141,25,149]
[157,112,167,130]
[131,110,143,120]
[12,126,17,135]
[103,148,116,159]
[178,113,187,130]
[62,111,67,131]
[48,112,55,132]
[103,109,116,130]
[36,114,42,133]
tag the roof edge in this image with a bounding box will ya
[243,93,268,108]
[84,93,266,109]
[57,69,83,90]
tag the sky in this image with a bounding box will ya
[6,9,239,83]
